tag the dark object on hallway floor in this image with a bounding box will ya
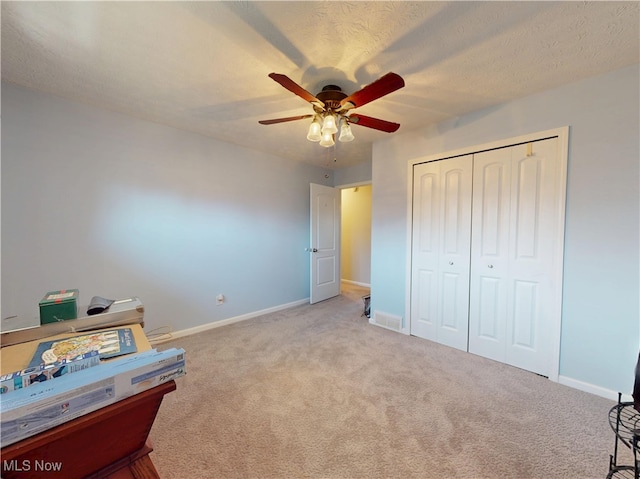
[362,294,370,318]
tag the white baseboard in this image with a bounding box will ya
[370,311,403,333]
[154,298,309,344]
[341,279,371,288]
[558,375,633,402]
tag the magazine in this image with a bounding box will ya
[28,328,137,367]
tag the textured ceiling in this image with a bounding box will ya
[2,1,639,169]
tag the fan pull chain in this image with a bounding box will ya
[323,139,338,167]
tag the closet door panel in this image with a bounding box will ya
[477,162,507,256]
[506,139,561,375]
[440,272,463,329]
[469,148,511,362]
[411,156,472,350]
[470,138,561,376]
[511,279,538,348]
[513,156,541,257]
[437,160,472,350]
[476,276,502,340]
[410,164,440,340]
[415,269,436,336]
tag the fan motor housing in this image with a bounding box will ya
[316,85,347,111]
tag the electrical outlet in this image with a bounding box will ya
[216,294,225,305]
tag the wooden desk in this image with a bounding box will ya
[0,325,174,479]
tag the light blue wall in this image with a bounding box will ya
[1,82,332,334]
[371,65,639,396]
[334,159,372,187]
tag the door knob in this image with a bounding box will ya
[488,264,494,268]
[312,248,318,253]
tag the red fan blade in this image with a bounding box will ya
[269,73,324,108]
[258,114,313,125]
[348,114,400,133]
[340,72,405,110]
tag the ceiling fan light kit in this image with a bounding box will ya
[319,131,335,148]
[338,118,354,142]
[259,72,405,149]
[321,114,338,135]
[307,112,354,147]
[306,116,322,142]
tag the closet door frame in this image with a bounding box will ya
[405,127,569,382]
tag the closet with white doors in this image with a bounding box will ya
[410,135,566,378]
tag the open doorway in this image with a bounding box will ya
[340,184,371,303]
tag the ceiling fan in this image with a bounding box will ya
[258,72,405,147]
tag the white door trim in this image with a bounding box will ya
[405,126,569,382]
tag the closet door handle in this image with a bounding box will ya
[488,264,494,269]
[449,261,454,265]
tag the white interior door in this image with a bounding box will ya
[469,138,562,376]
[410,156,472,350]
[310,183,341,304]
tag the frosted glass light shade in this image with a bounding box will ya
[338,121,354,142]
[307,118,322,142]
[321,114,338,135]
[319,132,335,147]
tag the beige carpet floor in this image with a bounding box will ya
[149,284,631,479]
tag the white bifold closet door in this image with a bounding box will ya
[410,137,564,377]
[410,155,473,351]
[468,138,562,376]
